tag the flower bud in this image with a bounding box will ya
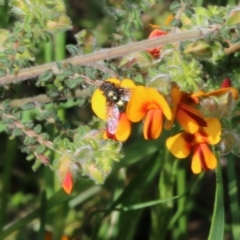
[221,78,231,88]
[184,41,212,58]
[226,8,240,26]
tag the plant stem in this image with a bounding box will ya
[0,27,218,85]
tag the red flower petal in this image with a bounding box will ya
[62,171,73,194]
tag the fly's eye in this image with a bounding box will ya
[107,91,114,97]
[116,100,124,107]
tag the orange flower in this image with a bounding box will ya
[146,29,168,58]
[91,78,135,141]
[165,85,207,134]
[103,112,131,141]
[166,118,221,174]
[126,86,172,139]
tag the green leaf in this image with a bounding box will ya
[226,154,240,239]
[66,44,79,56]
[207,150,224,240]
[38,70,53,83]
[169,1,181,12]
[115,196,180,211]
[21,102,35,110]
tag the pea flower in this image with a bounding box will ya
[91,78,135,142]
[165,85,207,134]
[146,29,168,58]
[126,86,172,139]
[166,118,221,174]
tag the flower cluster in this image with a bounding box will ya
[91,78,238,176]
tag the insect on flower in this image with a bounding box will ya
[99,81,132,134]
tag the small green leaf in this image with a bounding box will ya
[66,44,79,56]
[221,118,233,130]
[169,1,181,12]
[21,102,35,110]
[32,159,42,171]
[34,124,42,134]
[38,70,53,83]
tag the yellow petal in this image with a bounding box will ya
[166,132,191,158]
[126,86,149,122]
[177,103,207,134]
[91,88,107,119]
[165,86,181,130]
[146,88,172,120]
[120,78,136,88]
[143,109,163,139]
[191,143,217,174]
[115,113,131,141]
[195,117,221,145]
[204,87,238,100]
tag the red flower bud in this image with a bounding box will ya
[221,78,231,88]
[146,29,168,58]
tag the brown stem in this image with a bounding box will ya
[0,27,218,86]
[9,88,91,108]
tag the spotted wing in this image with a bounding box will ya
[107,103,120,134]
[121,88,132,101]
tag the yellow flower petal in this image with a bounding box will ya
[203,87,238,100]
[115,113,131,141]
[91,88,107,120]
[127,86,172,123]
[166,132,191,158]
[143,109,163,139]
[195,117,221,145]
[191,143,217,174]
[120,78,136,88]
[127,86,150,122]
[146,88,172,120]
[177,103,207,134]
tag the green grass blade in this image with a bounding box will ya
[115,196,180,211]
[38,191,47,240]
[226,153,240,239]
[0,183,98,239]
[207,151,224,240]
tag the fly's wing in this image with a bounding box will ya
[106,103,120,134]
[121,88,132,101]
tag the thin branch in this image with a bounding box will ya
[9,88,91,108]
[0,26,218,86]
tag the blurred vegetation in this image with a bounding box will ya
[0,0,240,240]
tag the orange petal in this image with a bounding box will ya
[127,86,172,122]
[177,103,207,134]
[195,117,221,145]
[191,143,217,174]
[127,86,149,122]
[115,113,131,141]
[165,85,184,130]
[143,109,163,139]
[120,78,136,88]
[91,89,107,120]
[203,87,238,100]
[166,132,191,158]
[146,88,172,120]
[62,171,73,194]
